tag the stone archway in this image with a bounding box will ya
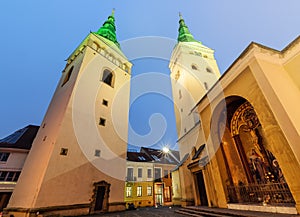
[214,97,294,205]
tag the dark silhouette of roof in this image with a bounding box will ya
[0,125,39,150]
[140,147,180,165]
[127,152,152,162]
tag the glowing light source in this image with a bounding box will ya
[162,146,170,154]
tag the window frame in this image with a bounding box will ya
[137,186,142,197]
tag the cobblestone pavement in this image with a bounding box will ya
[86,206,187,217]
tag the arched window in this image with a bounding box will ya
[102,69,114,87]
[61,66,74,87]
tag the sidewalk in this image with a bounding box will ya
[85,206,186,217]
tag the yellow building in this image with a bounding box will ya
[171,16,300,214]
[125,148,179,208]
[5,11,132,217]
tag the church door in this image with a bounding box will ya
[94,186,106,211]
[196,171,208,206]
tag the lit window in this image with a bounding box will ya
[126,186,132,197]
[0,152,10,162]
[61,66,74,87]
[102,69,114,87]
[147,186,152,196]
[138,168,142,178]
[137,186,142,196]
[99,118,106,126]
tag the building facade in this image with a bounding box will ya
[5,11,132,217]
[0,125,39,211]
[125,147,179,208]
[173,31,300,214]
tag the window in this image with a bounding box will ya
[138,168,142,178]
[206,67,212,73]
[154,168,162,180]
[60,148,68,156]
[61,66,74,87]
[137,186,142,197]
[13,172,21,182]
[179,89,182,99]
[138,156,146,161]
[6,172,14,181]
[126,186,132,197]
[102,69,114,87]
[127,168,133,181]
[195,51,202,56]
[147,186,152,196]
[164,170,168,178]
[151,155,160,161]
[204,82,208,90]
[191,64,197,70]
[147,168,152,178]
[0,152,10,162]
[0,171,20,182]
[0,171,8,181]
[95,149,101,157]
[102,99,108,106]
[99,117,106,126]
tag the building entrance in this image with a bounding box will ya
[196,171,208,206]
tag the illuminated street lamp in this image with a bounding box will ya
[162,146,170,154]
[162,145,180,164]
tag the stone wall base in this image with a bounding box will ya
[180,198,195,207]
[4,202,126,217]
[227,203,298,215]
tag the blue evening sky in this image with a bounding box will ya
[0,1,299,151]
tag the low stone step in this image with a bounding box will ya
[176,209,204,217]
[176,208,232,217]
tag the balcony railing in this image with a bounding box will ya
[227,182,295,205]
[126,176,137,182]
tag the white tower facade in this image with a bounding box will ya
[169,15,221,158]
[6,12,132,217]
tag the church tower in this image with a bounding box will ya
[6,11,132,216]
[169,14,221,157]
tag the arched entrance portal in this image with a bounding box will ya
[216,97,295,205]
